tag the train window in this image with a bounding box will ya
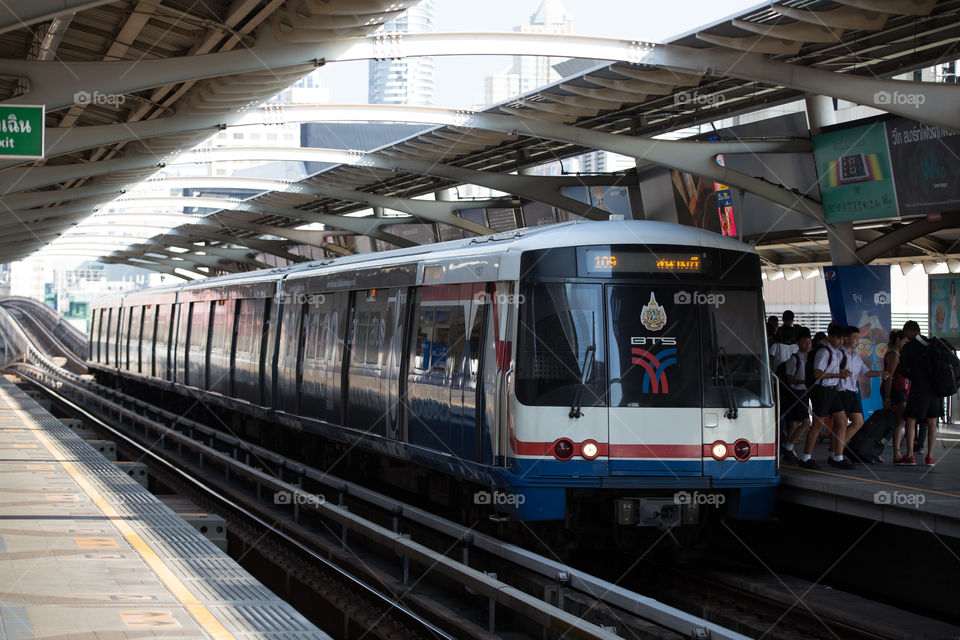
[517,283,606,407]
[700,289,772,408]
[465,297,485,378]
[352,310,370,364]
[430,309,452,374]
[105,309,112,365]
[366,311,382,365]
[413,308,433,372]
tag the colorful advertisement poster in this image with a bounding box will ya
[713,154,737,237]
[812,121,898,224]
[928,275,960,347]
[669,168,738,236]
[885,117,960,216]
[823,265,892,419]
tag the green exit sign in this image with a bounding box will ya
[0,105,44,159]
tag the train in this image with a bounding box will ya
[88,220,779,529]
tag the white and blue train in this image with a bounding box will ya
[88,221,779,528]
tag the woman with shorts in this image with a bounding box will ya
[883,330,910,463]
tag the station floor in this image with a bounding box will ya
[0,377,330,639]
[780,424,960,538]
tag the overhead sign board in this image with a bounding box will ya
[812,120,898,224]
[0,105,44,159]
[812,116,960,224]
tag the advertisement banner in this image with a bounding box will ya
[928,275,960,347]
[885,118,960,216]
[813,121,898,224]
[823,265,892,418]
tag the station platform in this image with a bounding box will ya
[779,425,960,538]
[0,376,330,639]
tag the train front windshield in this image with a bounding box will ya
[517,246,772,410]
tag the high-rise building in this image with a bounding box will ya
[484,0,573,105]
[368,0,437,106]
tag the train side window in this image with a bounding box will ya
[105,309,112,365]
[430,309,452,375]
[413,308,433,372]
[366,311,382,365]
[352,310,370,364]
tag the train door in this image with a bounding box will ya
[605,285,702,476]
[383,288,408,441]
[457,284,487,462]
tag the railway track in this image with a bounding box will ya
[0,305,746,640]
[3,305,945,640]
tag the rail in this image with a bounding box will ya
[0,303,752,640]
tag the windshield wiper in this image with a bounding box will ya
[569,345,596,419]
[716,346,739,420]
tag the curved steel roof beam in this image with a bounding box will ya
[0,0,118,35]
[0,28,955,131]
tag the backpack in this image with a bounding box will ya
[775,352,796,402]
[804,344,846,389]
[928,336,960,397]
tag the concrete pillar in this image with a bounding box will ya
[806,95,857,266]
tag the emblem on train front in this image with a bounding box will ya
[640,292,667,331]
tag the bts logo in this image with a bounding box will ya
[631,336,677,346]
[631,347,678,394]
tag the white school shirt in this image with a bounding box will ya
[839,347,867,392]
[785,351,808,392]
[813,344,843,387]
[770,342,799,368]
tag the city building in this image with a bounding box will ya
[484,0,573,105]
[368,0,437,106]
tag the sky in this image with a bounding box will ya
[318,0,764,108]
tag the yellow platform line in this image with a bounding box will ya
[1,387,237,640]
[785,465,960,500]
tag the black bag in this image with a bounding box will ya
[928,336,960,397]
[775,353,799,417]
[847,408,898,463]
[804,344,846,389]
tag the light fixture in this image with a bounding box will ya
[784,268,802,280]
[802,267,820,279]
[711,441,729,461]
[948,259,960,273]
[581,440,600,460]
[924,260,943,274]
[900,261,919,277]
[768,269,785,281]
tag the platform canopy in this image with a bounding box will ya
[1,0,959,277]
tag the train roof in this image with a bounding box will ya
[95,221,755,307]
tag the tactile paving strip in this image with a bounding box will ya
[0,377,331,639]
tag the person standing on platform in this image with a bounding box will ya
[897,320,940,466]
[804,324,852,469]
[782,328,813,465]
[839,326,890,449]
[882,329,909,460]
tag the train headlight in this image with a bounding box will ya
[711,441,728,460]
[553,439,574,460]
[581,440,599,460]
[733,439,752,461]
